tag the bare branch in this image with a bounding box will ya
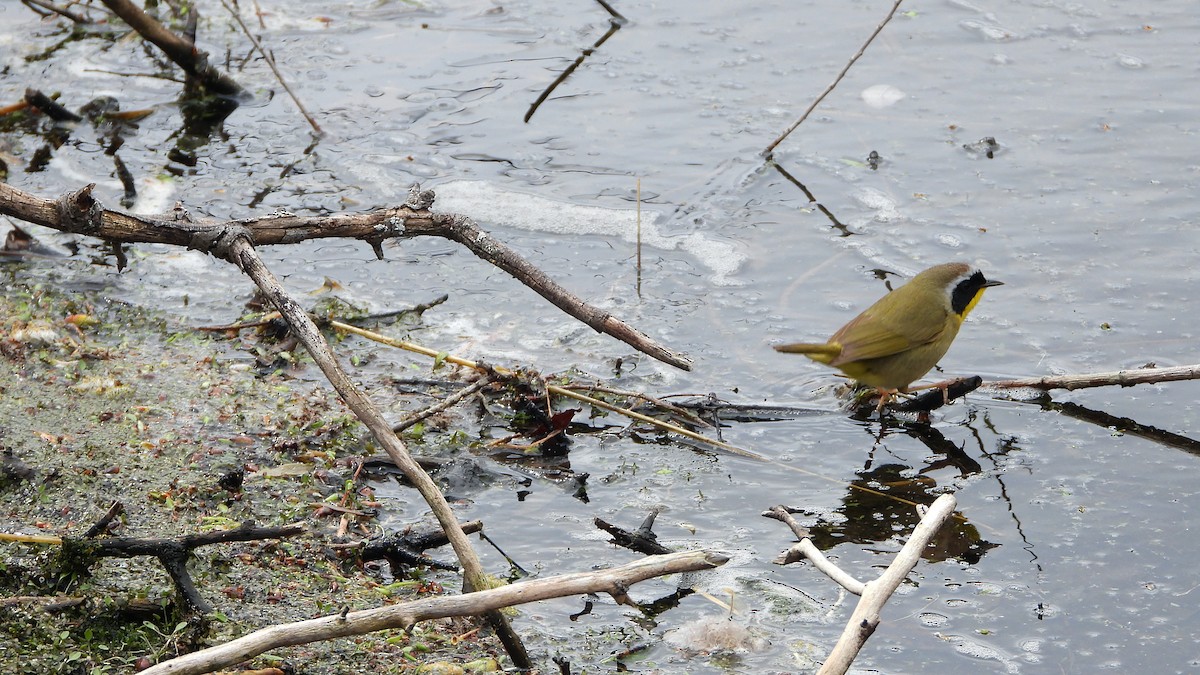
[987,364,1200,393]
[224,237,530,667]
[141,550,728,675]
[818,494,957,675]
[0,182,690,370]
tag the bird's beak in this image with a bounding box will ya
[982,279,1004,288]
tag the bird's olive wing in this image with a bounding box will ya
[829,302,947,365]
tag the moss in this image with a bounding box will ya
[0,273,502,673]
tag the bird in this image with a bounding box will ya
[774,262,1002,407]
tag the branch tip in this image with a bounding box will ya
[404,186,436,211]
[56,184,104,234]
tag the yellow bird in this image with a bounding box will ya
[774,262,1002,402]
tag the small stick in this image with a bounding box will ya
[0,100,31,116]
[81,501,124,539]
[593,0,625,21]
[636,178,642,298]
[986,364,1200,392]
[551,385,768,461]
[762,0,905,158]
[393,376,493,433]
[218,0,322,134]
[24,88,82,122]
[524,8,625,123]
[561,382,715,429]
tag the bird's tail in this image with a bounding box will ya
[773,342,842,364]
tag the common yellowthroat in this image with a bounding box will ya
[774,262,1002,400]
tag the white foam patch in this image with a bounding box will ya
[432,181,745,285]
[50,158,175,216]
[131,176,177,215]
[861,84,906,108]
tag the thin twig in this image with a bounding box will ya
[81,501,124,539]
[218,0,322,134]
[561,382,715,429]
[762,0,905,158]
[636,177,642,297]
[986,364,1200,392]
[551,385,766,460]
[593,0,625,21]
[524,10,626,123]
[393,376,494,433]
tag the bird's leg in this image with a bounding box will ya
[874,388,899,414]
[906,378,964,405]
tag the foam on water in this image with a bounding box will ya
[433,181,746,285]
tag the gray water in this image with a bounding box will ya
[3,0,1199,671]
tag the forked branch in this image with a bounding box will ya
[0,182,691,370]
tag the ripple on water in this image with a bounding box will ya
[919,612,948,628]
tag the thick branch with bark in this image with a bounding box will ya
[64,522,305,613]
[0,182,691,370]
[223,237,530,667]
[141,550,728,675]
